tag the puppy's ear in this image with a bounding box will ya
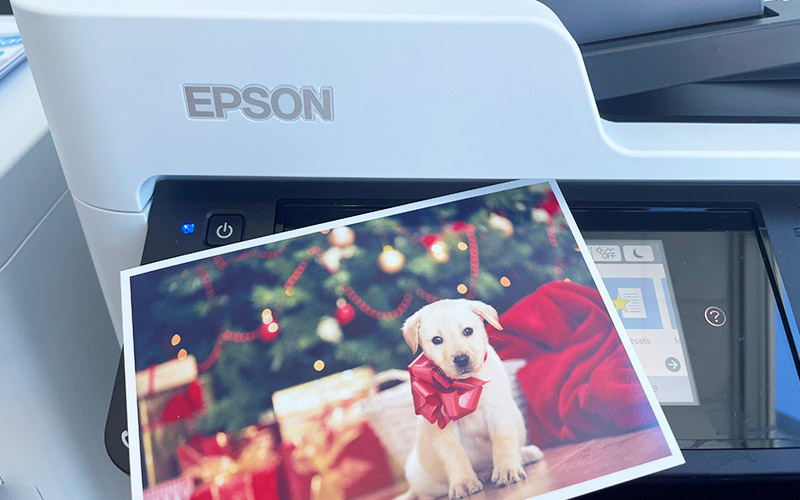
[401,311,422,353]
[469,301,503,330]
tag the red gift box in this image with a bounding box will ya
[137,356,208,486]
[179,427,281,500]
[190,467,279,500]
[281,421,394,500]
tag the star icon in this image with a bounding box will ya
[613,294,629,312]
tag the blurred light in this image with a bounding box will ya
[181,223,195,234]
[267,322,279,333]
[177,349,188,360]
[314,359,325,371]
[171,334,181,346]
[500,277,511,287]
[457,284,468,294]
[431,243,444,254]
[457,242,468,251]
[321,229,331,234]
[285,287,295,296]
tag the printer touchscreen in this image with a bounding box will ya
[586,239,698,405]
[577,209,800,449]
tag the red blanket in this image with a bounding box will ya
[488,281,656,447]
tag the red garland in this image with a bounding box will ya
[284,261,309,289]
[195,266,216,300]
[416,288,440,303]
[465,224,480,299]
[197,329,262,373]
[547,219,558,248]
[342,284,413,321]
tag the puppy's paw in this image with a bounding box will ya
[491,462,527,487]
[521,444,544,464]
[449,474,483,499]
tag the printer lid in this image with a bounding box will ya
[12,0,800,215]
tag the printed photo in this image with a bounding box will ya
[122,180,682,500]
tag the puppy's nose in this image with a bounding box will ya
[453,354,470,368]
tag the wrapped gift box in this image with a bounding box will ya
[272,367,394,500]
[190,466,279,500]
[137,355,208,486]
[179,426,282,500]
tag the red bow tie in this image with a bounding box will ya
[408,354,487,429]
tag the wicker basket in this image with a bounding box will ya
[360,359,529,468]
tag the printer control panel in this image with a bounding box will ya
[109,179,800,483]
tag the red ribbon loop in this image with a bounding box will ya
[408,354,486,429]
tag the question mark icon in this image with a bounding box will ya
[704,306,726,327]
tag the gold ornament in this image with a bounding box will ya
[489,213,514,237]
[428,241,449,263]
[378,247,405,274]
[321,247,343,272]
[532,208,551,223]
[316,316,343,344]
[328,227,355,248]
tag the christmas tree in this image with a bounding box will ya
[129,184,593,433]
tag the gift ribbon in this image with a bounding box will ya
[291,422,370,500]
[408,354,487,429]
[161,380,206,423]
[181,428,280,500]
[140,380,206,434]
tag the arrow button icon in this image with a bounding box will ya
[665,357,681,372]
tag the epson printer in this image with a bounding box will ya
[5,0,800,498]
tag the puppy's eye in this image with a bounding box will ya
[432,336,443,345]
[463,327,474,337]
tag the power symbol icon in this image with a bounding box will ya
[216,222,234,239]
[206,215,243,246]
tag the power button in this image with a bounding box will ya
[206,214,244,246]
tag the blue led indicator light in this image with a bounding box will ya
[181,223,195,234]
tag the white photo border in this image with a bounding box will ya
[121,179,684,500]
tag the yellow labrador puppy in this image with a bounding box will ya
[398,299,542,500]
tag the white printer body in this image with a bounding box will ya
[10,0,800,342]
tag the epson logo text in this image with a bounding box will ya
[183,84,334,122]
